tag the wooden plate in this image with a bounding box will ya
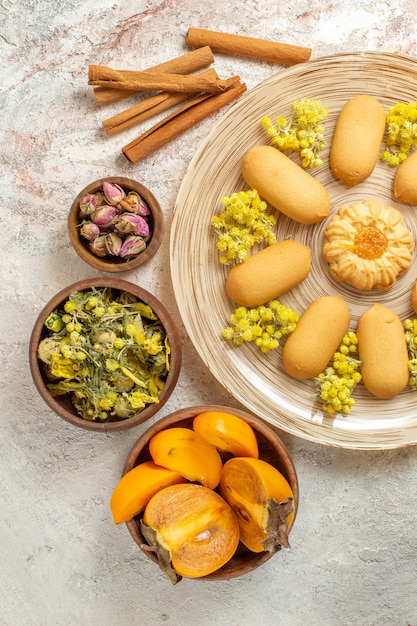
[170,52,417,450]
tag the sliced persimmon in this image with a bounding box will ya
[193,411,259,458]
[142,483,239,580]
[149,427,222,489]
[219,457,294,554]
[110,461,187,524]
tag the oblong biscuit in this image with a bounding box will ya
[357,303,409,399]
[330,95,386,187]
[281,295,350,380]
[225,240,311,307]
[394,150,417,204]
[242,145,330,224]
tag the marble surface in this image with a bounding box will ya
[1,1,417,625]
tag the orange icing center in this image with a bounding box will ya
[353,227,388,260]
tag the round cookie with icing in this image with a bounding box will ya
[322,199,414,291]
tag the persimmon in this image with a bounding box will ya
[110,461,187,524]
[149,427,222,489]
[219,457,294,554]
[142,483,240,581]
[192,411,259,458]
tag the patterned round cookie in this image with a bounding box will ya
[322,199,414,291]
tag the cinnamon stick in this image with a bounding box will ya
[94,88,139,106]
[102,93,187,135]
[186,28,312,66]
[92,46,214,106]
[122,77,246,164]
[88,67,227,93]
[102,69,219,136]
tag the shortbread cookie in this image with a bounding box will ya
[322,199,414,290]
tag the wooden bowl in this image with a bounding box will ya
[68,177,164,273]
[123,405,299,581]
[29,277,182,432]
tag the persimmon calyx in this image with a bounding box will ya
[140,520,181,585]
[262,497,294,553]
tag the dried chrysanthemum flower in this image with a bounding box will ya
[211,189,276,265]
[39,287,170,422]
[261,98,329,169]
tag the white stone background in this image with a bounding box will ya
[1,1,417,625]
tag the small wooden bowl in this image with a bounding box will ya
[68,177,164,273]
[123,405,299,581]
[29,278,182,432]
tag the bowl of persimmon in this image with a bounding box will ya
[110,405,299,583]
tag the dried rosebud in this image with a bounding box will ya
[114,213,150,237]
[124,191,149,216]
[79,194,97,217]
[91,205,118,227]
[103,181,126,205]
[138,198,151,216]
[94,191,106,208]
[89,235,108,257]
[104,232,123,256]
[113,213,137,235]
[119,235,147,258]
[80,221,100,241]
